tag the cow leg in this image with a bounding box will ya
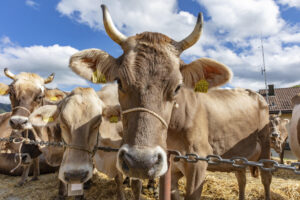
[235,169,246,200]
[31,157,40,181]
[184,162,207,200]
[55,181,67,200]
[171,170,184,200]
[131,179,142,200]
[16,165,30,187]
[260,169,272,200]
[280,142,285,164]
[114,173,125,200]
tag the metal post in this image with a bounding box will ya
[159,153,172,200]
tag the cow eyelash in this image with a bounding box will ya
[115,78,124,92]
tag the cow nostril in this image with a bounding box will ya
[155,153,162,165]
[64,170,89,182]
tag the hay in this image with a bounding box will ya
[1,161,300,200]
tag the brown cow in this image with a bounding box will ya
[0,69,66,186]
[289,94,300,163]
[30,85,143,200]
[68,5,273,200]
[269,113,289,163]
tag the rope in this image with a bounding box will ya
[10,130,30,173]
[12,106,31,115]
[122,107,168,129]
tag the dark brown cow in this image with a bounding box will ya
[68,5,273,200]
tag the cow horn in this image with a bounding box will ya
[278,110,282,117]
[4,68,16,80]
[101,4,127,45]
[177,12,203,52]
[44,73,55,84]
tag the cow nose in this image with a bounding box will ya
[118,146,167,179]
[271,132,279,137]
[64,170,89,182]
[10,117,28,128]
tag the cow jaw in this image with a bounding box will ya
[117,144,168,179]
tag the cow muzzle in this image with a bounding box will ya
[9,116,32,130]
[117,144,168,179]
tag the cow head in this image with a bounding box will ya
[0,69,64,130]
[29,87,104,184]
[69,5,232,179]
[269,113,289,153]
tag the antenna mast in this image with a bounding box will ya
[261,36,269,105]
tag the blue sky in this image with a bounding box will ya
[0,0,300,103]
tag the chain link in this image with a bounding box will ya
[169,151,300,175]
[0,136,118,152]
[2,136,300,175]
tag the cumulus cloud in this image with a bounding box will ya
[277,0,300,9]
[0,37,89,103]
[56,0,300,90]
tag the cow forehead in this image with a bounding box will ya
[119,49,181,88]
[60,88,103,127]
[12,73,45,93]
[12,80,44,96]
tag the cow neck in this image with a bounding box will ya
[169,88,199,132]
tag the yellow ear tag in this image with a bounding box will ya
[194,80,209,93]
[50,96,58,101]
[92,71,106,84]
[43,117,54,123]
[109,116,119,123]
[0,89,6,95]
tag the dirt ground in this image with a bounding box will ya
[1,160,300,200]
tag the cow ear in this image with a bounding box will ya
[283,119,290,125]
[29,105,59,127]
[292,93,300,107]
[180,58,232,89]
[102,105,121,123]
[44,89,68,103]
[0,83,9,95]
[69,49,119,84]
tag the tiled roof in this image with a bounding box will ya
[258,87,300,114]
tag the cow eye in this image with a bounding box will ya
[36,95,44,102]
[174,84,182,95]
[115,78,123,91]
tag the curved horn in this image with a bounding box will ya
[278,110,282,117]
[4,68,16,80]
[101,4,127,45]
[44,73,55,84]
[177,13,203,52]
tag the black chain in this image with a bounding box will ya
[2,136,300,175]
[169,150,300,175]
[0,136,119,152]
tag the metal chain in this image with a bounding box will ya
[0,136,119,152]
[2,136,300,175]
[168,150,300,175]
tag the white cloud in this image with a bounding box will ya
[25,0,39,9]
[277,0,300,8]
[0,37,89,103]
[56,0,300,91]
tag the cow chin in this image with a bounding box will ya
[116,144,168,179]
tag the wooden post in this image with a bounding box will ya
[159,153,171,200]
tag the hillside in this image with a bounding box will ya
[0,103,11,113]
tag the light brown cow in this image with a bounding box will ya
[0,69,66,186]
[269,113,289,157]
[289,94,300,162]
[68,5,273,200]
[30,85,142,200]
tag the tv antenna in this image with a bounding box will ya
[260,36,269,105]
